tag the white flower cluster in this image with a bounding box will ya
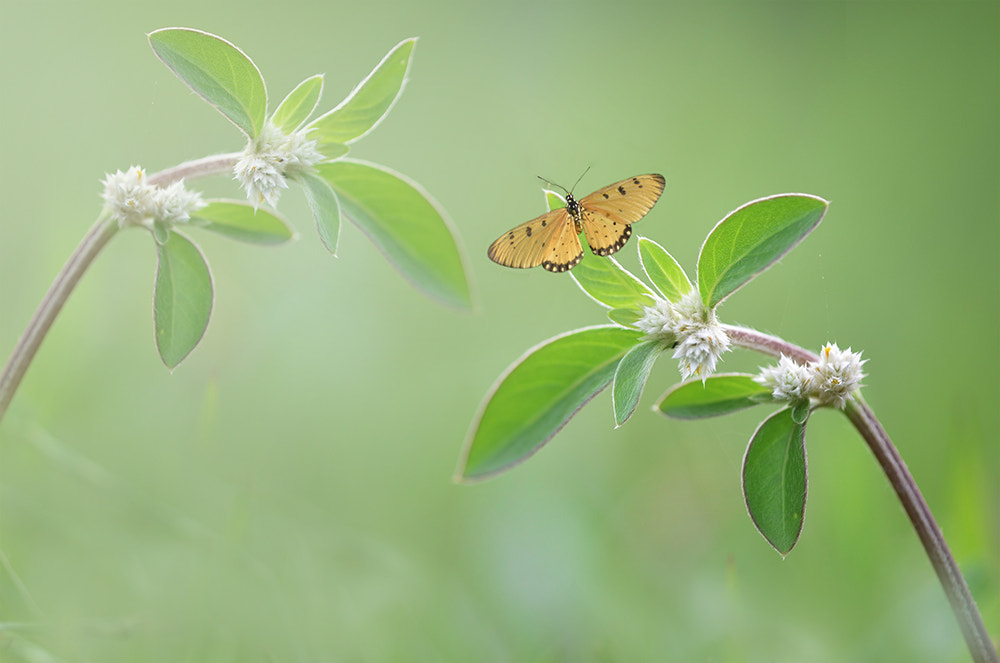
[635,289,731,381]
[233,122,324,208]
[101,166,205,230]
[755,343,867,409]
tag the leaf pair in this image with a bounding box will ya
[659,375,808,555]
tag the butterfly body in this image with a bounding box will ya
[488,174,664,273]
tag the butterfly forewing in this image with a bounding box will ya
[487,208,578,269]
[578,174,665,257]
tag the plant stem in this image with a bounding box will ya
[0,215,118,424]
[723,324,998,663]
[0,155,240,426]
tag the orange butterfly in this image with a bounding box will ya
[488,174,665,272]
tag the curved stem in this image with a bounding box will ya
[0,215,119,423]
[0,155,240,426]
[723,324,998,663]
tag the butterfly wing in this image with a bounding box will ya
[578,174,665,256]
[487,208,584,272]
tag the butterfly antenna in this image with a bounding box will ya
[569,166,591,194]
[536,175,569,196]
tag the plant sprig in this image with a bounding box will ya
[0,28,475,423]
[458,188,998,663]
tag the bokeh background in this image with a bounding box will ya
[0,1,997,661]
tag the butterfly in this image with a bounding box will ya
[487,173,665,272]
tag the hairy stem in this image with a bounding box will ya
[0,155,239,425]
[723,324,998,663]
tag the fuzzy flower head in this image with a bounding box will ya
[812,343,867,408]
[635,288,730,381]
[754,355,814,401]
[102,166,205,231]
[234,122,324,208]
[755,343,866,409]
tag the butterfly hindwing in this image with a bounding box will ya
[578,174,665,257]
[487,208,579,270]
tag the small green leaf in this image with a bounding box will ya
[154,231,214,369]
[296,171,341,255]
[320,143,350,161]
[271,74,323,132]
[742,408,807,555]
[544,189,564,211]
[317,159,473,310]
[657,374,773,419]
[190,200,294,245]
[698,194,828,309]
[607,307,643,328]
[790,400,811,425]
[570,256,656,310]
[458,325,642,481]
[148,28,267,138]
[637,236,692,302]
[307,38,415,146]
[613,340,665,427]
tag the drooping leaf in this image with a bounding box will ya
[612,339,665,427]
[698,194,828,309]
[153,231,214,369]
[271,74,323,133]
[307,38,416,147]
[190,200,294,245]
[458,326,642,481]
[148,28,267,138]
[317,159,473,310]
[637,236,692,302]
[742,408,808,555]
[570,255,656,310]
[296,171,341,255]
[657,374,773,419]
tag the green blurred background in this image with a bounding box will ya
[0,1,997,661]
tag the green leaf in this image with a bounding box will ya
[317,159,473,310]
[271,74,323,133]
[698,194,828,309]
[607,307,643,328]
[790,400,811,425]
[570,255,656,310]
[657,374,773,419]
[154,231,214,369]
[742,408,807,555]
[458,326,642,481]
[190,200,294,245]
[613,340,665,427]
[637,236,692,302]
[296,172,342,255]
[148,28,267,138]
[307,38,415,146]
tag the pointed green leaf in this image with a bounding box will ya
[148,28,267,138]
[637,236,692,302]
[271,74,323,132]
[657,374,773,419]
[154,231,214,369]
[613,340,665,427]
[297,171,341,254]
[307,38,415,146]
[458,326,642,481]
[570,255,656,310]
[743,408,807,555]
[317,159,473,310]
[607,307,643,328]
[790,400,811,425]
[698,194,828,308]
[190,200,294,245]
